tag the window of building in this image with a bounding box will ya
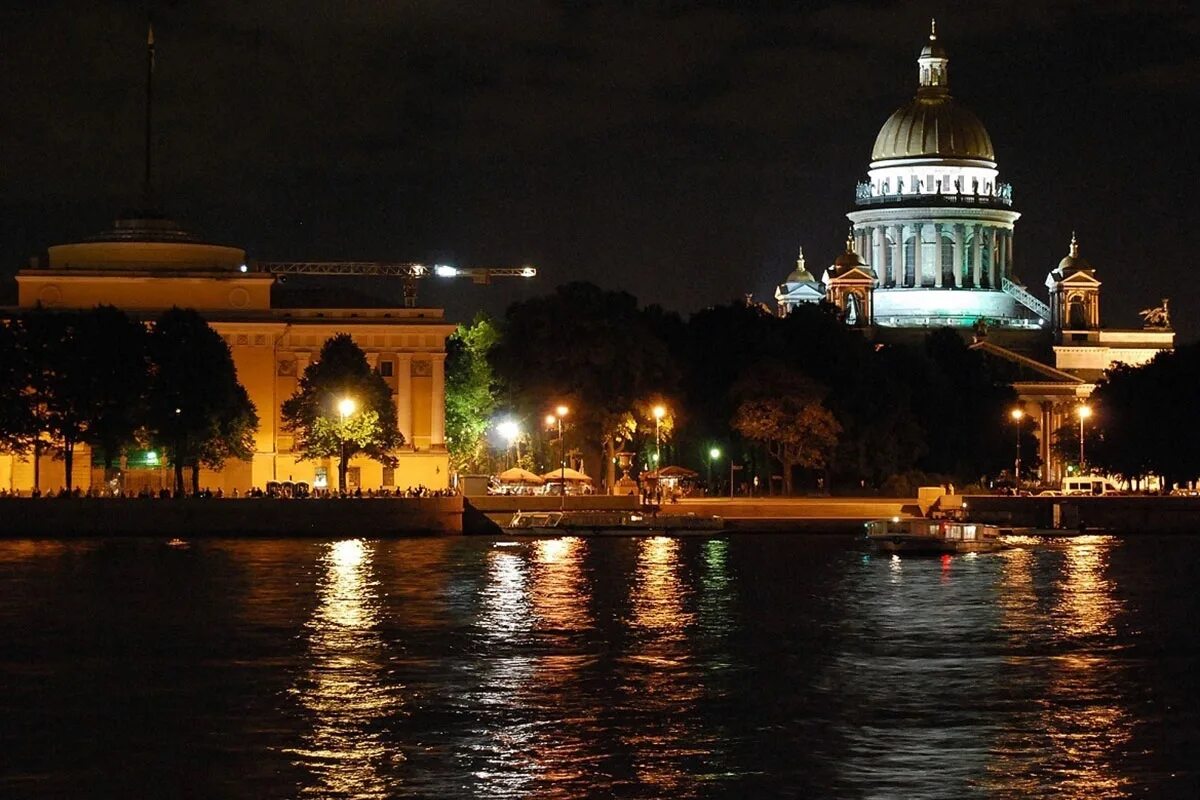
[382,467,395,487]
[379,360,394,377]
[314,467,328,489]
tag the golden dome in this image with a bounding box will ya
[1056,232,1092,274]
[872,96,994,161]
[871,23,995,162]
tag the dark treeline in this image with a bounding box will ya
[0,306,257,495]
[486,282,1035,495]
[1082,342,1200,487]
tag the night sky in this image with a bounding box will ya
[2,2,1197,336]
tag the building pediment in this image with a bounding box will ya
[824,266,877,285]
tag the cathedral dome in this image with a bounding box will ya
[871,97,994,161]
[871,20,995,163]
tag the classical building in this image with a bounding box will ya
[775,22,1175,483]
[1,212,454,494]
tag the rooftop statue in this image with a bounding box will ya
[1139,298,1171,329]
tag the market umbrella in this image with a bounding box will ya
[497,467,544,484]
[540,468,593,482]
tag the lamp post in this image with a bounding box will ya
[1077,404,1092,473]
[1010,407,1024,488]
[497,419,520,469]
[547,406,568,509]
[652,405,666,475]
[708,447,721,496]
[337,396,356,493]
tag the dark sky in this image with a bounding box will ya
[2,1,1198,336]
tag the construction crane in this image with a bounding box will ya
[249,261,537,307]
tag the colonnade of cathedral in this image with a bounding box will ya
[852,222,1014,289]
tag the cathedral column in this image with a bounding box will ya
[890,225,903,287]
[972,225,983,288]
[997,231,1008,285]
[953,223,966,287]
[989,231,999,289]
[921,223,934,287]
[933,223,944,288]
[871,227,884,284]
[1005,229,1014,278]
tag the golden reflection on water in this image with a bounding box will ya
[288,539,400,799]
[631,536,695,632]
[530,537,590,631]
[625,536,707,797]
[986,540,1132,799]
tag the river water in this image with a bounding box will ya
[1,534,1198,798]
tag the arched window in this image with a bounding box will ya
[1067,293,1088,328]
[941,235,955,287]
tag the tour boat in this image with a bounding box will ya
[504,510,725,536]
[866,518,1008,555]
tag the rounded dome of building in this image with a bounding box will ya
[1056,233,1091,274]
[871,96,994,161]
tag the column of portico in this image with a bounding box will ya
[997,231,1008,285]
[972,225,983,288]
[989,230,1000,289]
[430,353,446,449]
[953,223,966,288]
[931,221,940,287]
[890,225,903,287]
[396,353,413,449]
[1005,229,1014,279]
[919,223,932,287]
[871,227,884,284]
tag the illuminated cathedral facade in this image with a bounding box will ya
[776,22,1175,483]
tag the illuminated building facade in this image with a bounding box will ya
[1,213,453,493]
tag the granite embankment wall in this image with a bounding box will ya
[470,494,640,523]
[0,496,464,537]
[961,495,1200,534]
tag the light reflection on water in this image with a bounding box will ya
[1,534,1197,798]
[287,539,402,798]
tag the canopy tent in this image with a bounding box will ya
[540,468,593,483]
[645,465,699,479]
[496,467,544,484]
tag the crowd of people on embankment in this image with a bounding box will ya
[0,485,459,500]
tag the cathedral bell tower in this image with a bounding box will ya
[823,233,877,326]
[1046,232,1101,331]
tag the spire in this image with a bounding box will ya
[846,228,856,254]
[143,18,156,211]
[797,245,805,268]
[1069,231,1079,258]
[930,17,937,41]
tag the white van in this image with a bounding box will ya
[1061,476,1122,496]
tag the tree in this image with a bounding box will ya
[445,315,498,475]
[146,308,259,495]
[731,365,841,494]
[22,309,89,490]
[77,307,151,479]
[192,383,258,494]
[0,320,37,455]
[281,334,401,492]
[490,283,678,488]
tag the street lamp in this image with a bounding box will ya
[1010,407,1024,488]
[652,405,666,477]
[548,406,569,509]
[337,396,357,493]
[708,447,721,496]
[1077,404,1092,472]
[497,418,520,468]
